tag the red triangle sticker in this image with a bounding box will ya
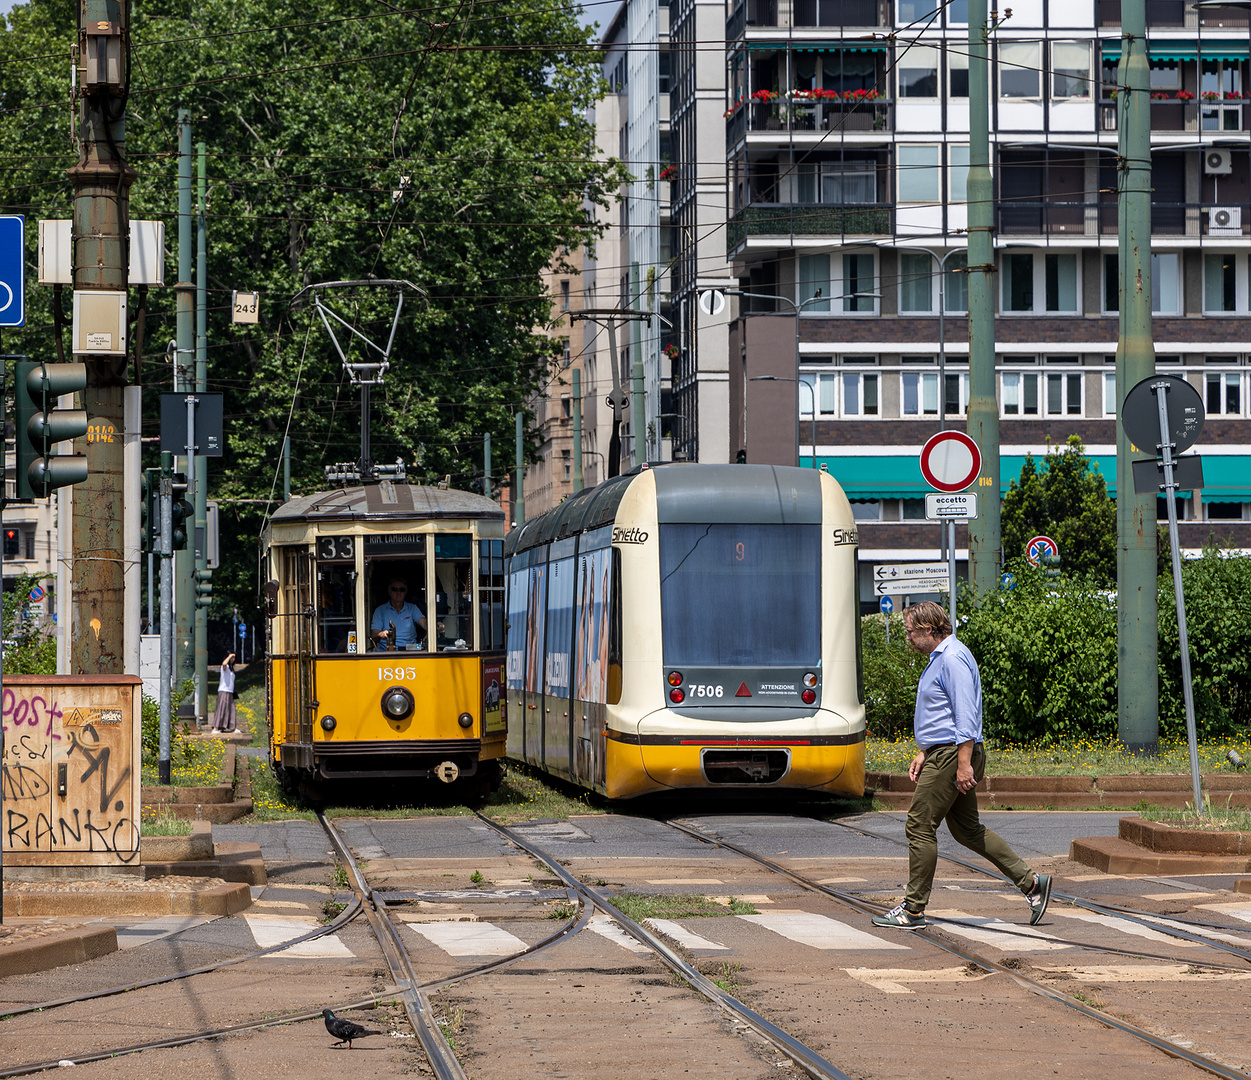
[735,682,752,698]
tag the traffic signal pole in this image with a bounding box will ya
[158,451,174,784]
[67,0,134,674]
[194,141,209,723]
[175,111,196,718]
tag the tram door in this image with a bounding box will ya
[283,549,316,744]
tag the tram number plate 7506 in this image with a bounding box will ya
[379,667,420,681]
[689,684,724,699]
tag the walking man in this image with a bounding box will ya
[872,601,1052,930]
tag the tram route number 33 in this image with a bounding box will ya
[689,684,724,699]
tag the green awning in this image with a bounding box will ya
[809,452,1251,504]
[1149,43,1198,61]
[1102,42,1217,62]
[1200,41,1251,62]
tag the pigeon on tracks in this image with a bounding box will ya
[323,1008,382,1048]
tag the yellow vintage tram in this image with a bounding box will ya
[261,483,507,797]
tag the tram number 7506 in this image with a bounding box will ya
[689,684,724,699]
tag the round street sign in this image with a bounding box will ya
[879,595,894,614]
[919,430,982,493]
[1026,535,1058,568]
[28,584,45,602]
[698,289,727,316]
[1121,375,1205,456]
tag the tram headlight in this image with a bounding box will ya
[669,687,685,704]
[802,672,818,689]
[457,712,474,729]
[381,686,416,722]
[667,671,683,687]
[320,714,337,732]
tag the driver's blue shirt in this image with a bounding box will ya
[371,601,425,650]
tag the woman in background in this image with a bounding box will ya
[212,652,237,733]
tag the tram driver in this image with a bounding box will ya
[370,578,428,651]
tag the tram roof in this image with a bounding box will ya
[268,483,505,525]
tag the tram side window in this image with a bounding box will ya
[433,534,474,650]
[478,540,505,650]
[317,565,357,653]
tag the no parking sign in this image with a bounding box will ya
[1026,535,1058,568]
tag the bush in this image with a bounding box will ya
[141,678,200,769]
[1157,547,1251,739]
[860,613,928,740]
[957,561,1119,745]
[2,572,56,675]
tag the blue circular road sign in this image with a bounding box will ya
[879,596,894,614]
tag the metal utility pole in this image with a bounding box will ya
[571,368,584,492]
[282,435,291,502]
[158,450,174,784]
[67,0,134,674]
[1116,0,1159,752]
[194,140,208,723]
[631,264,646,468]
[175,111,196,713]
[483,432,491,499]
[965,0,1000,597]
[514,411,525,525]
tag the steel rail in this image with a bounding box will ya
[820,815,1251,963]
[666,818,1251,1080]
[0,895,367,1020]
[475,811,857,1080]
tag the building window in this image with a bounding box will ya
[1149,59,1181,90]
[897,145,940,203]
[798,254,831,311]
[1051,42,1092,99]
[849,499,882,521]
[901,498,927,520]
[1046,371,1084,415]
[949,51,969,98]
[560,280,570,311]
[948,145,969,203]
[1204,254,1242,313]
[561,449,571,479]
[841,357,879,416]
[1104,367,1117,417]
[843,253,876,312]
[945,252,969,313]
[1003,253,1034,311]
[1206,359,1243,415]
[801,358,878,418]
[1045,254,1078,312]
[1103,253,1180,315]
[1001,368,1041,416]
[899,45,939,97]
[1000,42,1041,98]
[1003,252,1078,313]
[1205,502,1247,521]
[561,394,571,420]
[796,162,877,206]
[901,360,969,416]
[899,252,933,313]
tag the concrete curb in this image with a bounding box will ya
[0,925,118,978]
[4,880,253,918]
[1071,816,1251,875]
[142,842,267,886]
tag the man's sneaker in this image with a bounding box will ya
[872,903,926,930]
[1026,873,1052,925]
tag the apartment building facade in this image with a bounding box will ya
[722,0,1251,595]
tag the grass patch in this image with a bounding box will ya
[140,734,225,788]
[1139,799,1251,832]
[608,894,758,920]
[710,960,745,994]
[868,735,1251,777]
[548,903,577,920]
[140,809,194,836]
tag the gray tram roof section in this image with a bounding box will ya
[506,464,827,557]
[267,483,505,526]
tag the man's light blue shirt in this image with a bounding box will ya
[371,601,425,650]
[913,634,982,750]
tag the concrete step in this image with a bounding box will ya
[1070,835,1251,875]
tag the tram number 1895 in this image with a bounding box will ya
[379,667,419,681]
[689,684,724,699]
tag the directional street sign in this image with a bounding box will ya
[879,595,893,614]
[919,430,981,493]
[0,215,26,328]
[875,562,948,581]
[925,492,978,520]
[1026,535,1059,568]
[874,576,948,596]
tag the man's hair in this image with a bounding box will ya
[904,600,951,638]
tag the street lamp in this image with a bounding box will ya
[751,376,817,467]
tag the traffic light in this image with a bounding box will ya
[140,468,160,553]
[193,568,213,608]
[170,473,192,551]
[15,360,89,499]
[3,528,19,557]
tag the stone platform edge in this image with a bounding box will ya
[0,924,118,978]
[3,879,253,918]
[1071,816,1251,878]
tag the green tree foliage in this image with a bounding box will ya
[1157,547,1251,739]
[1,574,57,675]
[1000,436,1117,585]
[859,614,928,740]
[1,0,623,619]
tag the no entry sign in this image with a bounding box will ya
[920,431,982,493]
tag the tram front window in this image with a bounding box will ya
[659,523,821,667]
[366,547,428,650]
[317,564,357,653]
[434,534,473,650]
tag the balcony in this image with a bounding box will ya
[727,0,886,34]
[726,95,893,145]
[996,200,1251,238]
[728,203,894,249]
[1098,96,1248,133]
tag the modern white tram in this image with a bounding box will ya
[504,463,866,799]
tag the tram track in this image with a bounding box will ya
[664,816,1251,1080]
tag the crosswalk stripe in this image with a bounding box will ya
[844,966,995,994]
[927,909,1069,952]
[115,915,213,950]
[1053,910,1203,947]
[406,920,528,957]
[1139,914,1251,948]
[645,919,729,951]
[737,911,910,951]
[245,915,356,958]
[586,913,653,954]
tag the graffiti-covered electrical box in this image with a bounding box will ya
[2,675,143,870]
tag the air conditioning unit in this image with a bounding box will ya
[1205,149,1233,175]
[1209,206,1242,235]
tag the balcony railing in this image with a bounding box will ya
[1098,98,1248,133]
[997,200,1251,238]
[1098,0,1249,25]
[727,0,886,34]
[727,98,893,141]
[728,203,894,248]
